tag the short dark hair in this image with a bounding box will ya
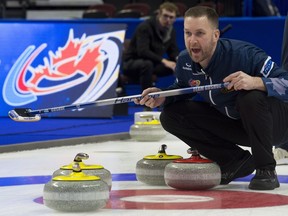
[159,2,179,15]
[184,6,219,29]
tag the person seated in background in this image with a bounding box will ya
[121,2,179,110]
[273,12,288,165]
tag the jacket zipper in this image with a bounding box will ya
[201,69,217,105]
[224,107,238,119]
[201,70,238,119]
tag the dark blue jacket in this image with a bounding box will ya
[164,38,288,119]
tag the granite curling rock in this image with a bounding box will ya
[164,148,221,190]
[43,162,109,212]
[52,153,112,190]
[129,111,167,141]
[136,144,182,185]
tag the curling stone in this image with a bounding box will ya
[43,162,109,212]
[129,111,167,141]
[164,149,221,190]
[136,144,182,185]
[134,111,161,123]
[52,153,112,190]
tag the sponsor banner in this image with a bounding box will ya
[0,21,126,117]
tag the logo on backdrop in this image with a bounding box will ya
[2,28,123,106]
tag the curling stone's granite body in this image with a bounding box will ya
[52,153,112,190]
[129,111,166,141]
[164,150,221,190]
[44,164,109,212]
[136,144,182,185]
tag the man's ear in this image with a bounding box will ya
[214,29,220,40]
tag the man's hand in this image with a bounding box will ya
[162,59,176,71]
[223,71,266,91]
[134,87,166,108]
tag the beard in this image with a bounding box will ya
[187,39,216,66]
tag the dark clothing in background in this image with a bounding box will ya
[122,16,179,90]
[282,13,288,71]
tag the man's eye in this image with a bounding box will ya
[185,32,191,36]
[196,32,204,36]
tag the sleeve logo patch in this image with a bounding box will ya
[261,57,274,77]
